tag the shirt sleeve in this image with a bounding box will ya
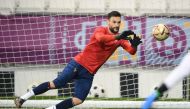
[94,27,116,43]
[120,40,137,55]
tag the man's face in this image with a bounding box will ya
[108,16,121,34]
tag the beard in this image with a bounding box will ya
[109,27,119,34]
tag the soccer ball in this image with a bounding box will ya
[152,24,170,41]
[27,82,38,92]
[88,84,105,98]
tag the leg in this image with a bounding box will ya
[48,79,93,109]
[46,97,81,109]
[71,69,94,106]
[72,78,93,104]
[14,81,52,108]
[15,60,78,108]
[15,81,54,108]
[48,67,94,109]
[33,59,80,95]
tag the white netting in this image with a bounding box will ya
[1,0,190,109]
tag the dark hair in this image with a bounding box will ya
[108,11,121,19]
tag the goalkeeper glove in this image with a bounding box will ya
[141,90,161,109]
[129,34,142,48]
[115,30,135,40]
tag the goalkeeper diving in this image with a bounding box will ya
[141,52,190,109]
[14,11,142,109]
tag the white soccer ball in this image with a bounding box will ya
[27,82,39,92]
[152,24,170,41]
[88,84,105,98]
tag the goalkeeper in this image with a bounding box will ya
[141,52,190,109]
[14,11,142,109]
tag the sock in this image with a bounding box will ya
[20,90,35,100]
[33,82,50,95]
[46,105,56,109]
[56,98,74,109]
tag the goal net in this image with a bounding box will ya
[1,1,190,109]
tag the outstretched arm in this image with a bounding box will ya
[120,40,137,55]
[94,27,116,43]
[94,27,136,43]
[120,34,142,55]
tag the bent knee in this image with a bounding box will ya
[72,97,83,105]
[49,81,56,89]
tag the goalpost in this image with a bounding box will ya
[1,2,190,109]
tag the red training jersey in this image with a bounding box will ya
[74,26,137,74]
